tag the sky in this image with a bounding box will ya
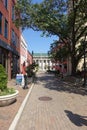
[22,0,58,54]
[23,29,58,54]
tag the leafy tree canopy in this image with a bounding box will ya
[15,0,68,38]
[15,0,87,75]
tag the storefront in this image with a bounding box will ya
[11,50,20,78]
[0,39,20,79]
[0,47,8,72]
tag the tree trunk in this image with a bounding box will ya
[71,54,77,76]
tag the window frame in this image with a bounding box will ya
[11,29,17,46]
[4,18,8,38]
[0,12,2,34]
[12,5,15,21]
[4,0,8,9]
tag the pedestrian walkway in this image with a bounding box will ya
[10,72,87,130]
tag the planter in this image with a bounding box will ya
[0,90,19,107]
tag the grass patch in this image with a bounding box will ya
[0,88,16,96]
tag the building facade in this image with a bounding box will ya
[0,0,20,79]
[27,51,33,66]
[33,53,52,71]
[20,35,33,72]
[20,35,27,72]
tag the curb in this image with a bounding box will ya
[8,83,34,130]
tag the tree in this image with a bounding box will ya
[0,64,7,91]
[67,0,87,75]
[0,64,15,95]
[49,40,69,63]
[15,0,87,75]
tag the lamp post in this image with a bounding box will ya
[82,34,87,87]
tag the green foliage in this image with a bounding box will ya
[26,64,34,77]
[0,64,8,91]
[15,0,87,41]
[15,0,68,36]
[0,88,15,96]
[49,40,69,62]
[15,0,87,75]
[26,62,38,77]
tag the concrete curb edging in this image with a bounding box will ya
[9,83,34,130]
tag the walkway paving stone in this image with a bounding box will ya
[0,79,30,130]
[15,72,87,130]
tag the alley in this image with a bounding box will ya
[14,72,87,130]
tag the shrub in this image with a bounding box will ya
[26,63,38,77]
[0,64,8,91]
[26,64,35,77]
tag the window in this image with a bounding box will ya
[11,29,16,46]
[4,0,8,9]
[15,34,17,46]
[4,19,8,38]
[12,6,15,20]
[44,60,46,63]
[36,60,38,64]
[11,29,15,44]
[0,12,2,34]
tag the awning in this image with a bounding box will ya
[0,39,20,57]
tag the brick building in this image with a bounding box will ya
[20,34,33,72]
[20,35,27,72]
[27,51,33,66]
[0,0,20,80]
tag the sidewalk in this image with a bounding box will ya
[12,72,87,130]
[0,78,32,130]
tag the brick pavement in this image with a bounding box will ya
[0,79,31,130]
[14,72,87,130]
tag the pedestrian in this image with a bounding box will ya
[22,61,28,89]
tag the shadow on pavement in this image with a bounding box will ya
[64,110,87,126]
[36,73,87,96]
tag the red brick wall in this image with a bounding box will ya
[27,51,33,65]
[0,0,20,79]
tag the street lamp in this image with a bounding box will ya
[82,33,87,87]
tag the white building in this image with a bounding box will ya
[33,53,53,71]
[20,35,28,72]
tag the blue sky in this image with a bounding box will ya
[32,0,43,4]
[23,29,58,54]
[22,0,58,54]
